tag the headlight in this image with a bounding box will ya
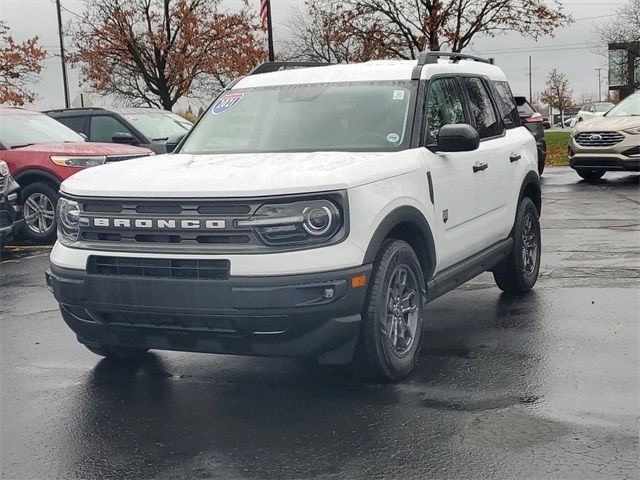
[57,197,82,245]
[623,127,640,135]
[51,156,106,168]
[237,199,344,247]
[0,159,19,193]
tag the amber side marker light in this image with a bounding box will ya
[351,275,367,288]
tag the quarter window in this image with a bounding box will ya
[461,77,503,139]
[493,81,520,129]
[424,77,466,144]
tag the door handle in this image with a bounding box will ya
[473,161,488,173]
[510,154,521,163]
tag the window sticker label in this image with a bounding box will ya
[392,90,405,100]
[124,115,140,122]
[212,92,244,114]
[387,132,400,143]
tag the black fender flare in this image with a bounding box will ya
[13,168,61,187]
[518,170,542,215]
[362,205,436,279]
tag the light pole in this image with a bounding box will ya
[595,68,603,102]
[55,0,70,108]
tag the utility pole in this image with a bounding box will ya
[55,0,70,108]
[260,0,275,62]
[528,56,532,102]
[595,68,603,102]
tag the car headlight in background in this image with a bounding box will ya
[0,159,19,193]
[623,127,640,135]
[51,156,107,168]
[237,198,345,247]
[57,197,85,245]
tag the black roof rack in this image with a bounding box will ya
[249,61,332,75]
[417,51,494,66]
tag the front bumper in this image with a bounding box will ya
[0,188,23,244]
[47,263,372,364]
[569,154,640,171]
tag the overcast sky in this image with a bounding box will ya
[0,0,625,110]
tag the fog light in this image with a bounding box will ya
[322,288,335,299]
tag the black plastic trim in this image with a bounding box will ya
[363,206,436,279]
[426,238,513,302]
[13,168,61,186]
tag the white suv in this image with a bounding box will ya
[47,53,541,380]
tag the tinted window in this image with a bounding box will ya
[515,97,536,116]
[493,81,520,129]
[89,116,133,142]
[462,77,502,139]
[56,116,87,136]
[424,77,466,144]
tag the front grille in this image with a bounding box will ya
[105,154,150,163]
[575,132,624,148]
[87,256,230,280]
[76,198,260,251]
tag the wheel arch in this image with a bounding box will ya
[518,171,542,216]
[363,206,436,281]
[13,169,61,189]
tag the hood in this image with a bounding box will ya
[61,150,418,197]
[575,115,640,132]
[14,142,151,156]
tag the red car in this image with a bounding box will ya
[0,108,153,242]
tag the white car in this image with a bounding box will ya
[574,102,615,125]
[46,54,541,380]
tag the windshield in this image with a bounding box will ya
[0,113,84,148]
[180,81,415,154]
[594,103,614,112]
[605,94,640,117]
[121,111,192,141]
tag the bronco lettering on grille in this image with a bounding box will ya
[90,218,227,229]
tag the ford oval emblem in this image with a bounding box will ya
[589,134,602,141]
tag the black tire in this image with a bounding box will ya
[85,345,149,359]
[576,169,605,182]
[353,240,425,381]
[20,181,59,243]
[538,157,545,176]
[493,197,541,295]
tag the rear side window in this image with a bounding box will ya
[515,97,536,116]
[493,81,520,129]
[55,116,87,136]
[89,116,133,142]
[461,77,503,139]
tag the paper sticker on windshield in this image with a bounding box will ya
[387,132,400,143]
[124,114,140,122]
[392,90,405,100]
[212,92,244,114]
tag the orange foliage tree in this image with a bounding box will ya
[0,21,47,105]
[72,0,265,110]
[291,0,571,61]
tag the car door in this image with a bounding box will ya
[88,115,140,144]
[418,76,499,272]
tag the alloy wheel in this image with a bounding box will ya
[23,193,55,234]
[384,265,419,355]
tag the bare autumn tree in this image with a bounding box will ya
[290,0,571,62]
[0,21,46,105]
[288,4,403,63]
[540,69,573,123]
[72,0,265,110]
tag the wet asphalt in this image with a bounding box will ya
[1,167,639,480]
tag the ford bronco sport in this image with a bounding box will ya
[47,53,542,380]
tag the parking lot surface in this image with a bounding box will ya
[1,167,638,480]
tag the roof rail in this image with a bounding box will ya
[417,51,494,66]
[249,61,332,75]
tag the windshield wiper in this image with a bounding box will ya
[152,137,169,141]
[10,143,36,149]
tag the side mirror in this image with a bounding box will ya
[166,133,185,153]
[436,124,480,152]
[112,132,138,145]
